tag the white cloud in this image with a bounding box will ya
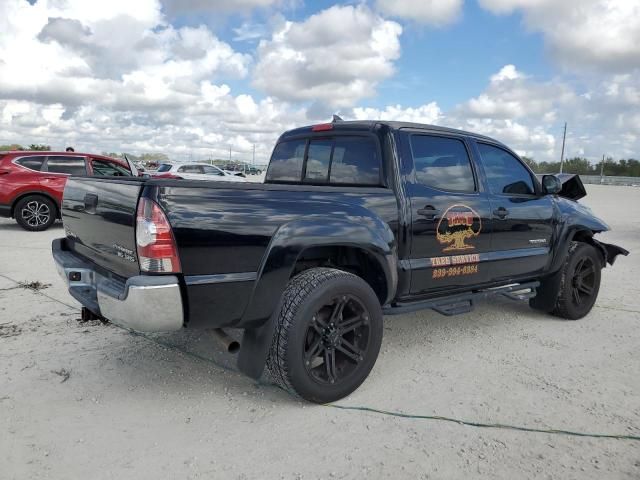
[233,21,269,42]
[459,65,576,120]
[375,0,464,26]
[352,102,443,124]
[1,1,638,167]
[478,0,640,72]
[0,0,286,162]
[252,5,402,108]
[161,0,280,15]
[448,64,640,161]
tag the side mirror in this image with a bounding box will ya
[542,174,562,195]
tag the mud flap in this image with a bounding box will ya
[237,309,280,379]
[529,268,563,313]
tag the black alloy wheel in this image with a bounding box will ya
[267,268,383,403]
[303,294,371,385]
[551,241,602,320]
[570,256,597,307]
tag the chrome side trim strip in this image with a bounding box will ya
[185,272,258,286]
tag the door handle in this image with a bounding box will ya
[493,207,509,219]
[417,205,440,219]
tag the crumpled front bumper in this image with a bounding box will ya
[52,238,184,332]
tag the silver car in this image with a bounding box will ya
[153,163,246,182]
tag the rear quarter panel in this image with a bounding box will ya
[151,182,399,327]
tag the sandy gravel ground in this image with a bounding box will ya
[1,185,639,479]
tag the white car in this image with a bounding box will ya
[153,163,246,182]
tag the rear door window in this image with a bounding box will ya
[477,143,535,195]
[16,156,46,171]
[157,164,172,172]
[266,139,306,182]
[410,135,475,192]
[45,156,87,175]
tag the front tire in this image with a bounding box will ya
[267,268,383,403]
[551,241,602,320]
[14,195,56,231]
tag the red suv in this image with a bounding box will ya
[0,151,133,231]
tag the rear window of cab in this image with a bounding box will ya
[266,136,382,186]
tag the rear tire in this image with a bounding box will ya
[550,241,602,320]
[267,268,383,403]
[14,195,56,231]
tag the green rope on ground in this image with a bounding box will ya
[325,404,640,442]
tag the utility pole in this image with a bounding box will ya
[229,146,232,162]
[600,154,605,184]
[559,122,567,173]
[252,144,256,166]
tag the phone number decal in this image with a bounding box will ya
[432,264,478,279]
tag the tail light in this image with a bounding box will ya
[136,198,181,273]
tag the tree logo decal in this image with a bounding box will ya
[436,204,482,252]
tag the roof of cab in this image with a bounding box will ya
[280,120,503,145]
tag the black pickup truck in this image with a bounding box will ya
[52,120,627,403]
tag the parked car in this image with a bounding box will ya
[152,163,246,182]
[227,163,262,176]
[219,163,246,177]
[0,151,133,231]
[52,120,627,403]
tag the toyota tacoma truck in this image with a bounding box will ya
[52,120,628,403]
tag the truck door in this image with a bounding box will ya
[472,141,554,281]
[400,131,493,296]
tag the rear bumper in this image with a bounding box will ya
[52,238,184,332]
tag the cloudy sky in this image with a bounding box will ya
[0,0,638,163]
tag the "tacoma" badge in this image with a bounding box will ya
[113,244,136,263]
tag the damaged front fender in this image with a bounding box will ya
[593,239,629,266]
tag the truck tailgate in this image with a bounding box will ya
[61,177,145,278]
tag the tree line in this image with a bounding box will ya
[522,156,640,177]
[0,143,50,151]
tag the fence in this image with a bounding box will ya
[579,175,640,187]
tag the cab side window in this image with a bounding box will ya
[477,143,535,195]
[410,135,475,192]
